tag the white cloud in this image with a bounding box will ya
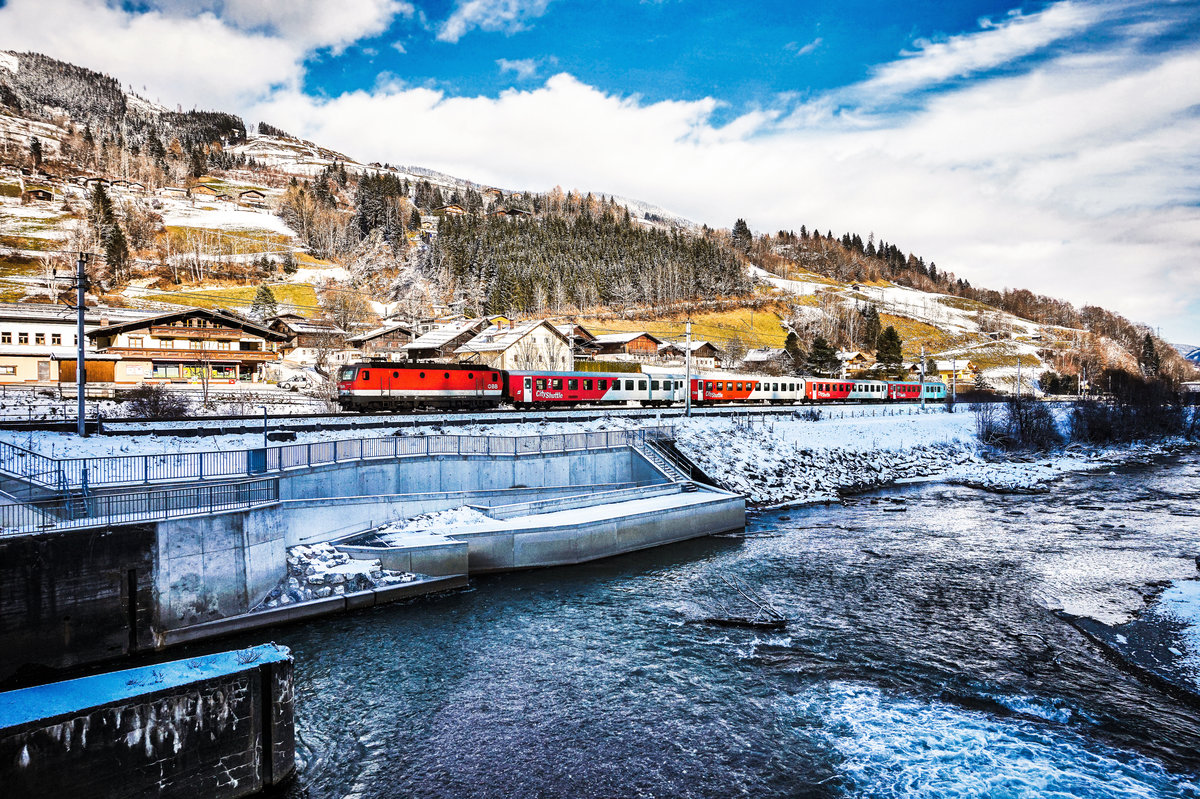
[0,0,301,108]
[787,37,823,57]
[862,2,1099,94]
[437,0,553,44]
[153,0,413,53]
[497,57,540,80]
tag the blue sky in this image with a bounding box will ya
[302,0,1031,115]
[2,0,1199,342]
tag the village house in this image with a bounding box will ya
[739,346,787,373]
[593,331,664,362]
[0,303,148,384]
[400,318,487,362]
[345,321,415,361]
[908,359,974,385]
[554,323,599,357]
[455,320,573,371]
[433,204,467,216]
[85,307,286,384]
[483,187,504,201]
[161,186,188,198]
[268,313,347,359]
[659,340,724,370]
[191,184,220,199]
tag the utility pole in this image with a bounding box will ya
[1016,356,1022,400]
[919,344,926,409]
[74,253,89,437]
[684,319,692,417]
[951,357,957,406]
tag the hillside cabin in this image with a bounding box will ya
[483,187,504,200]
[433,204,467,216]
[837,351,873,371]
[20,188,53,203]
[593,332,664,362]
[87,307,286,383]
[346,321,416,360]
[191,184,220,198]
[239,189,267,207]
[455,320,573,371]
[162,186,188,198]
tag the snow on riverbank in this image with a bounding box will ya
[253,542,419,609]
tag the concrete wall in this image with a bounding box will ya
[461,493,746,573]
[153,506,285,632]
[0,525,155,683]
[0,645,294,799]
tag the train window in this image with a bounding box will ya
[583,379,593,390]
[639,381,647,390]
[736,382,743,391]
[393,371,399,378]
[625,380,634,390]
[536,379,547,389]
[677,381,683,388]
[551,379,563,389]
[568,379,578,390]
[706,382,713,390]
[651,380,660,390]
[444,372,450,379]
[468,373,474,379]
[362,370,370,380]
[598,379,607,390]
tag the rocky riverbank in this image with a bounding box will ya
[672,413,1192,505]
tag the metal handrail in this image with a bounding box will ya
[0,426,678,491]
[0,477,280,536]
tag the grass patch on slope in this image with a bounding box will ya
[139,282,320,317]
[580,306,790,349]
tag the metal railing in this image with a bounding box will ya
[0,427,678,491]
[0,478,279,536]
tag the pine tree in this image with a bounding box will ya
[29,136,42,168]
[860,305,881,352]
[875,326,903,375]
[251,285,279,320]
[731,218,752,252]
[784,331,806,376]
[806,335,839,376]
[1139,333,1161,377]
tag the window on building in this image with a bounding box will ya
[1,333,9,345]
[34,334,44,345]
[18,333,28,345]
[51,334,61,346]
[0,366,14,375]
[128,336,143,348]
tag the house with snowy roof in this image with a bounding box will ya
[346,321,416,360]
[592,331,664,362]
[400,318,488,361]
[658,340,723,369]
[454,320,573,371]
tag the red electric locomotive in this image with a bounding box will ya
[336,362,504,411]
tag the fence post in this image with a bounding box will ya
[199,451,204,480]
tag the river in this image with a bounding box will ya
[246,452,1200,798]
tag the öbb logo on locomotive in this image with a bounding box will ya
[335,362,946,412]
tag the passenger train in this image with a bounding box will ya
[335,362,947,412]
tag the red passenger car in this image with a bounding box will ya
[805,379,854,401]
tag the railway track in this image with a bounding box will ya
[0,401,949,437]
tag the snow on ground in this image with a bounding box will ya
[378,506,495,542]
[0,51,18,73]
[159,204,296,237]
[1156,579,1200,685]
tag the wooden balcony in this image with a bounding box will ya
[99,347,279,362]
[148,326,249,339]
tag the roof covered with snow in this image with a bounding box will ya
[455,320,568,354]
[401,319,485,351]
